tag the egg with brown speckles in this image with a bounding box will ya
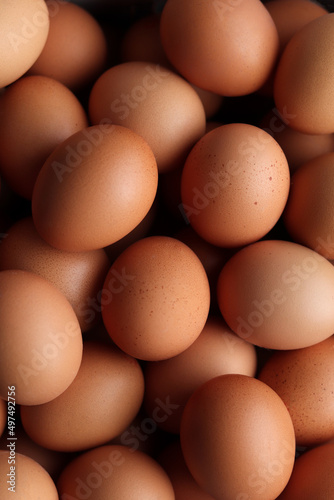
[101,235,211,361]
[181,123,290,248]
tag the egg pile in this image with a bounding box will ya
[0,0,334,499]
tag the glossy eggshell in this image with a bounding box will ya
[101,235,211,361]
[180,374,296,500]
[274,13,334,134]
[283,152,334,258]
[160,0,279,96]
[0,216,110,332]
[278,442,334,499]
[31,124,158,252]
[181,123,290,247]
[20,341,145,452]
[28,0,108,90]
[57,444,175,500]
[0,75,88,199]
[217,239,334,350]
[88,61,206,173]
[0,269,83,406]
[158,440,216,500]
[259,335,334,446]
[0,451,58,500]
[0,0,49,88]
[144,315,257,433]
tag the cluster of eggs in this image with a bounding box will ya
[0,0,334,499]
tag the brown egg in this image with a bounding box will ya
[278,442,334,499]
[0,269,83,406]
[0,451,58,499]
[283,152,334,258]
[180,374,296,500]
[0,0,49,88]
[0,399,6,438]
[160,0,279,96]
[261,110,334,173]
[89,62,206,174]
[28,0,108,90]
[274,13,334,134]
[144,315,257,434]
[259,335,334,447]
[57,444,175,500]
[20,341,145,452]
[32,124,158,252]
[180,123,290,248]
[0,216,110,331]
[101,235,211,361]
[158,440,216,500]
[217,239,334,350]
[0,75,88,199]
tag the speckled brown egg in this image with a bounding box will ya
[180,374,296,500]
[274,12,334,134]
[0,0,49,88]
[57,445,175,500]
[160,0,279,96]
[283,152,334,258]
[218,239,334,350]
[0,75,88,199]
[101,235,211,361]
[20,341,145,452]
[144,315,257,433]
[28,0,108,90]
[0,216,110,331]
[32,124,158,252]
[0,451,58,499]
[181,123,290,248]
[0,269,83,406]
[259,335,334,447]
[88,61,206,173]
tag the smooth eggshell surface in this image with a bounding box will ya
[0,75,89,199]
[283,152,334,258]
[180,374,296,500]
[0,0,49,88]
[20,341,145,452]
[259,335,334,446]
[181,123,290,247]
[0,399,6,438]
[88,61,206,173]
[0,451,58,500]
[144,315,257,433]
[57,445,176,500]
[101,235,211,361]
[0,269,83,406]
[32,124,158,252]
[0,216,110,332]
[217,239,334,350]
[160,0,279,96]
